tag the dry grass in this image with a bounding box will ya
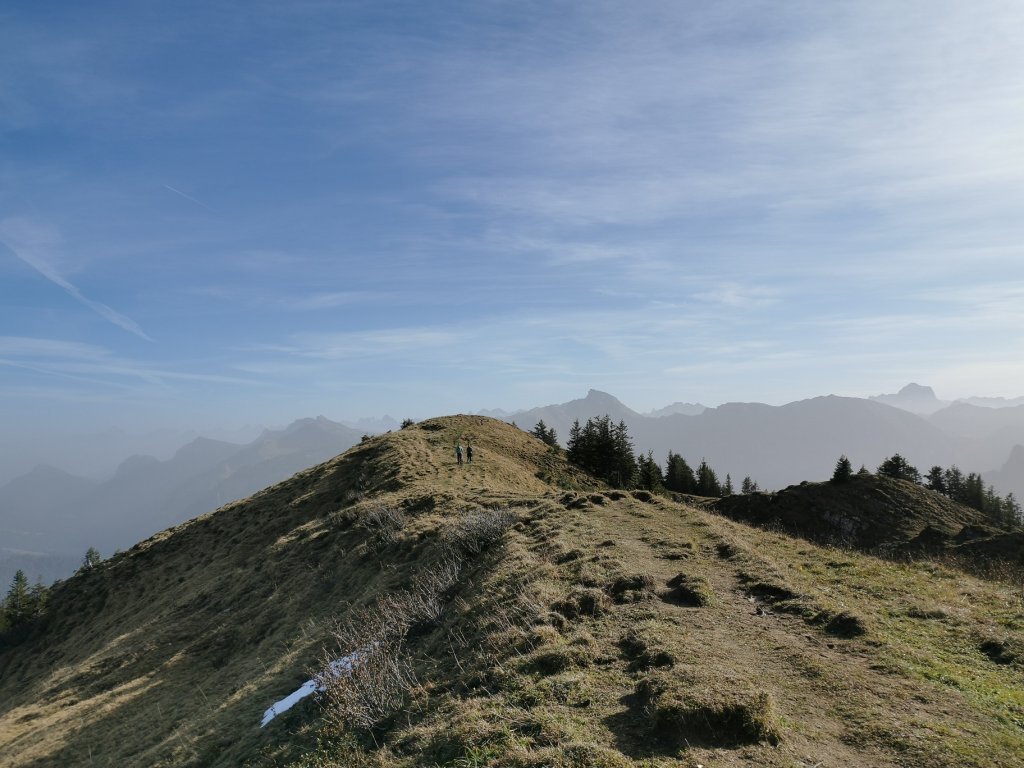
[2,415,1023,768]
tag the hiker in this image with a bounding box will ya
[466,443,474,463]
[455,443,463,465]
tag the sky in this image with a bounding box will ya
[3,0,1024,468]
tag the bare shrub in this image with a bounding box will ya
[441,508,517,557]
[359,506,405,548]
[315,635,418,731]
[315,590,421,732]
[409,556,463,623]
[314,550,472,730]
[314,508,524,732]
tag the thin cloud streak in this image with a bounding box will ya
[162,184,215,212]
[0,222,153,342]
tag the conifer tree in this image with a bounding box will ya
[531,420,558,447]
[1006,493,1021,526]
[925,466,946,494]
[80,547,102,573]
[831,455,853,483]
[4,570,31,628]
[944,466,965,500]
[636,451,664,491]
[664,452,696,493]
[741,476,759,494]
[696,459,721,497]
[28,579,48,620]
[877,454,921,484]
[962,472,985,511]
[566,415,636,488]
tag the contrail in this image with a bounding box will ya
[163,184,215,212]
[0,238,154,342]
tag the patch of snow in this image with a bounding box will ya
[260,652,360,728]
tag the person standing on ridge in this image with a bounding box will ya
[455,442,463,465]
[466,442,474,463]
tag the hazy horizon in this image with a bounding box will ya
[4,2,1024,477]
[2,380,1022,486]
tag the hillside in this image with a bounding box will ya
[0,416,364,583]
[1,417,1023,768]
[712,474,994,553]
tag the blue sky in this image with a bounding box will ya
[3,0,1024,447]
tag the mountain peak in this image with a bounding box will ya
[870,383,948,414]
[898,382,938,399]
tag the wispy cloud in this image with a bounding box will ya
[0,335,254,396]
[0,336,110,359]
[162,184,214,212]
[281,291,391,311]
[0,218,153,341]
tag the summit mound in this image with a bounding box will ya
[1,416,1022,768]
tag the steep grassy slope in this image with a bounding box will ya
[1,416,1022,768]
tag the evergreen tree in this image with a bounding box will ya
[567,419,581,458]
[3,570,31,628]
[723,474,734,496]
[877,454,921,484]
[609,420,637,488]
[695,459,722,497]
[664,452,696,493]
[741,476,759,494]
[28,579,48,620]
[636,451,664,491]
[531,420,558,447]
[1006,493,1021,526]
[944,466,965,500]
[80,547,102,573]
[566,415,637,488]
[962,472,985,511]
[857,464,871,476]
[925,466,946,494]
[831,455,853,483]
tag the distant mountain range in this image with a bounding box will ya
[0,416,363,586]
[504,387,1024,498]
[868,382,1024,414]
[3,384,1021,587]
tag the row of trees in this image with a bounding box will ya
[1,570,48,633]
[565,416,637,488]
[1,548,102,635]
[833,453,1021,528]
[559,417,752,497]
[922,463,1020,528]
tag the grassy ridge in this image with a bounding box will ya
[1,416,1022,767]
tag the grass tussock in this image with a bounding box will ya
[551,587,611,620]
[637,671,782,747]
[608,572,657,604]
[661,572,714,607]
[618,626,675,670]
